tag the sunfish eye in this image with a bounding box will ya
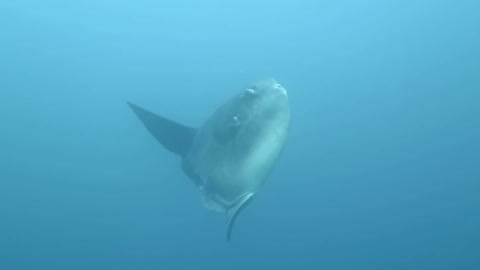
[245,88,255,94]
[240,88,256,99]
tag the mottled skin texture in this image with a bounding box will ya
[182,78,290,219]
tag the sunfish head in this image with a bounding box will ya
[231,78,289,130]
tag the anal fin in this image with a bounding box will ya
[226,192,255,242]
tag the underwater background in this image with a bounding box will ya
[1,0,479,269]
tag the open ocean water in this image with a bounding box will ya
[1,0,479,269]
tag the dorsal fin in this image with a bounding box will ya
[127,102,196,157]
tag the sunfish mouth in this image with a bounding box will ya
[275,83,288,97]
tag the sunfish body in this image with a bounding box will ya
[127,78,290,241]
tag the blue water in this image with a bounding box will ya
[1,0,479,269]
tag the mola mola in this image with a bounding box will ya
[127,78,290,241]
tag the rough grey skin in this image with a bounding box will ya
[127,78,290,241]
